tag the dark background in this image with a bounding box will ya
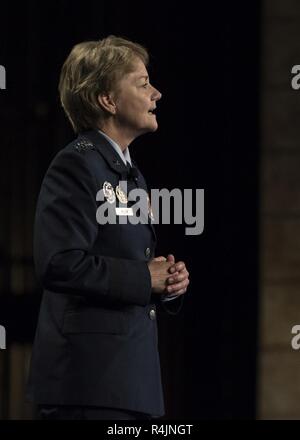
[0,0,260,419]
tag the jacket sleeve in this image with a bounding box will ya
[161,295,184,315]
[34,148,152,306]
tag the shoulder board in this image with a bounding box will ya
[74,137,95,153]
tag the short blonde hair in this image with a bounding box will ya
[58,35,149,133]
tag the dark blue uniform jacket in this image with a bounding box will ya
[27,130,165,417]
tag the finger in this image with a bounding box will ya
[171,287,187,296]
[167,270,189,284]
[178,268,189,277]
[169,261,186,273]
[175,261,186,272]
[165,271,179,284]
[166,279,189,293]
[169,264,187,275]
[166,254,175,263]
[164,286,187,296]
[153,256,167,262]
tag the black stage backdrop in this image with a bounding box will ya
[0,0,260,419]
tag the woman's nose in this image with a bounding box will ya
[153,87,162,101]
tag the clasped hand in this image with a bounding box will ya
[148,254,190,296]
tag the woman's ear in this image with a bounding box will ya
[97,93,116,115]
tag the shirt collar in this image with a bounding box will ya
[98,129,132,167]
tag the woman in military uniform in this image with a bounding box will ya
[27,35,190,420]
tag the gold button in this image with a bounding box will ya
[149,308,156,320]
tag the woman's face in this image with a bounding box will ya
[112,58,162,137]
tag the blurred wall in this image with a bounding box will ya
[258,0,300,419]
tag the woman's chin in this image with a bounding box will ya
[147,120,159,132]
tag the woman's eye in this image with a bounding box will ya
[143,83,149,88]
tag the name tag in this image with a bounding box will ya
[115,207,133,216]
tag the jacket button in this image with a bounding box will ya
[145,247,151,258]
[149,308,156,320]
